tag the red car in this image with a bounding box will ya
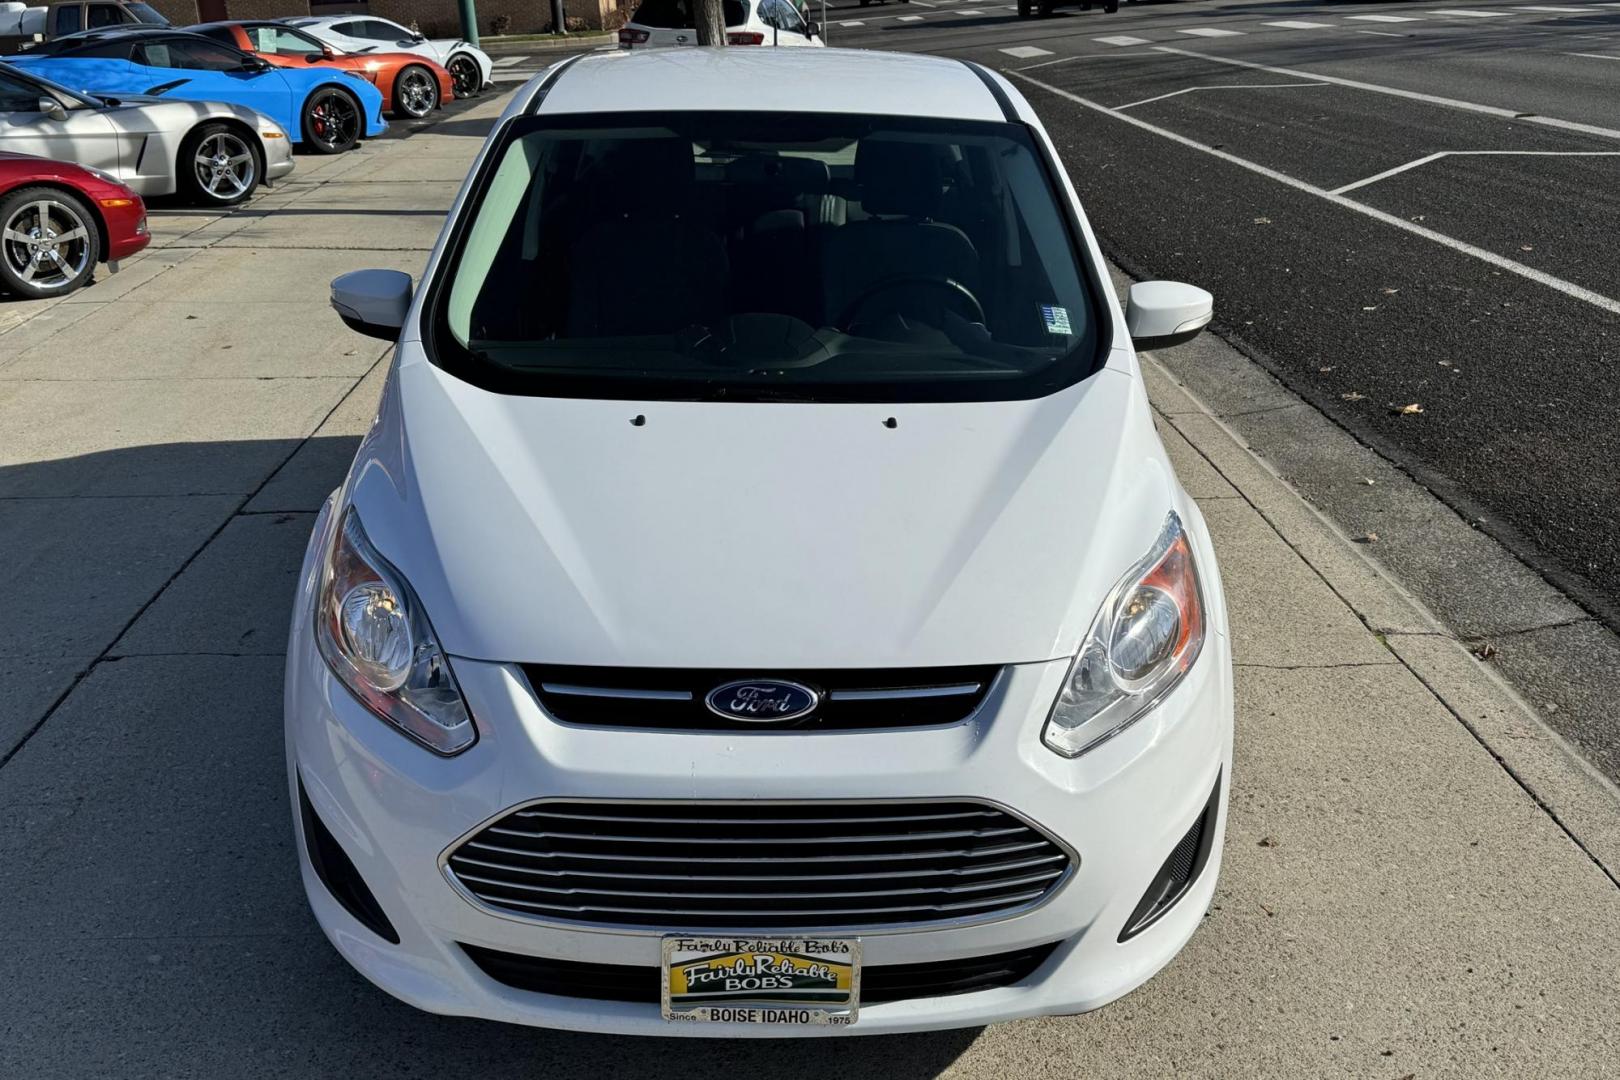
[191,21,454,120]
[0,152,149,300]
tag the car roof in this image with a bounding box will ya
[534,49,1015,123]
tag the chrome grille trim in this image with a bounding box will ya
[538,683,694,701]
[827,683,982,701]
[440,798,1076,935]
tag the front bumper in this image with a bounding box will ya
[262,132,296,183]
[285,503,1234,1036]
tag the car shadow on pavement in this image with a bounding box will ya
[0,437,989,1079]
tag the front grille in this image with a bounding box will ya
[521,664,1002,731]
[445,800,1073,931]
[461,941,1060,1004]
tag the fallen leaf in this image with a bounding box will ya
[1355,532,1379,544]
[1381,287,1400,295]
[1258,836,1278,847]
[1319,366,1335,373]
[1439,360,1453,367]
[1520,245,1533,251]
[1362,477,1376,486]
[1362,305,1378,311]
[1472,643,1497,661]
[1253,216,1272,224]
[185,314,198,320]
[1342,391,1366,401]
[1393,403,1424,415]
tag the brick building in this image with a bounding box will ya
[147,0,630,36]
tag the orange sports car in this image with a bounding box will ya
[191,20,454,120]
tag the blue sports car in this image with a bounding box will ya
[10,28,386,153]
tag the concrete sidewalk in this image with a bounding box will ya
[1,93,1618,1079]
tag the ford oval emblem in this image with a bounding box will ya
[704,679,820,723]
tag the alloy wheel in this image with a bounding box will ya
[397,67,438,118]
[309,91,360,152]
[192,131,257,202]
[1,198,92,293]
[448,55,480,98]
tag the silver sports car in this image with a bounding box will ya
[0,59,294,206]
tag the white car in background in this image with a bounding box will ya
[619,0,824,48]
[298,48,1229,1036]
[285,14,492,99]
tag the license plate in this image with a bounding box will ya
[660,936,861,1026]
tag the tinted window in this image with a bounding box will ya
[54,6,82,34]
[759,0,803,31]
[126,2,169,23]
[632,0,748,28]
[193,26,239,47]
[430,112,1102,404]
[355,18,406,40]
[138,39,245,70]
[87,4,124,27]
[0,71,40,111]
[65,39,136,59]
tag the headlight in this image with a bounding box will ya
[1042,512,1205,758]
[315,507,476,755]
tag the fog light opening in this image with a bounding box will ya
[1119,773,1222,943]
[298,775,401,945]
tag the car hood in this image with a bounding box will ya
[344,351,1181,668]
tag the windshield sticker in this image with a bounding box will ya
[1040,305,1072,335]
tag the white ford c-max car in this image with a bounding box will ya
[293,47,1232,1036]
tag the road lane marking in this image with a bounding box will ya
[1178,27,1244,36]
[1264,20,1333,28]
[1348,13,1423,20]
[1116,81,1328,110]
[1568,51,1620,60]
[1014,50,1161,70]
[1356,29,1409,36]
[1333,149,1620,194]
[1002,45,1055,57]
[839,18,866,24]
[1095,33,1151,44]
[957,8,983,12]
[1005,68,1620,318]
[492,72,536,82]
[898,14,924,19]
[1157,46,1620,141]
[491,56,527,66]
[1516,5,1590,10]
[1428,8,1512,15]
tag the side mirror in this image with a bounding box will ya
[332,269,413,341]
[807,19,820,36]
[321,45,336,58]
[1125,281,1213,351]
[38,95,68,122]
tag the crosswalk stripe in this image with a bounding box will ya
[1428,8,1512,15]
[1094,33,1151,44]
[1348,13,1422,20]
[1001,45,1054,57]
[1178,27,1244,36]
[491,55,527,67]
[1264,20,1332,28]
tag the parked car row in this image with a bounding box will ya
[0,15,494,298]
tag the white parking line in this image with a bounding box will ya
[1116,81,1328,110]
[1568,51,1620,60]
[1516,5,1590,10]
[1356,29,1409,36]
[897,14,924,20]
[840,19,866,25]
[491,55,527,67]
[1006,68,1620,319]
[492,72,536,82]
[1428,8,1511,15]
[1158,46,1620,141]
[1178,27,1244,36]
[1095,34,1151,45]
[1348,14,1423,21]
[1333,149,1620,194]
[1264,20,1333,29]
[957,8,983,13]
[1001,45,1055,57]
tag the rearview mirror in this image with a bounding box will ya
[38,95,68,122]
[332,269,413,341]
[1125,281,1213,351]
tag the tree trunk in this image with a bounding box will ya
[693,0,727,45]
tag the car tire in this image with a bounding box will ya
[179,122,261,207]
[302,87,362,154]
[0,185,100,300]
[392,63,440,119]
[447,53,481,99]
[1040,0,1055,14]
[1104,0,1118,9]
[1017,0,1030,14]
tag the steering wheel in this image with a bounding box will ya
[836,276,986,332]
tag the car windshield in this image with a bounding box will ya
[432,111,1103,403]
[632,0,749,28]
[126,3,169,24]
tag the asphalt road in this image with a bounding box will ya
[818,0,1620,637]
